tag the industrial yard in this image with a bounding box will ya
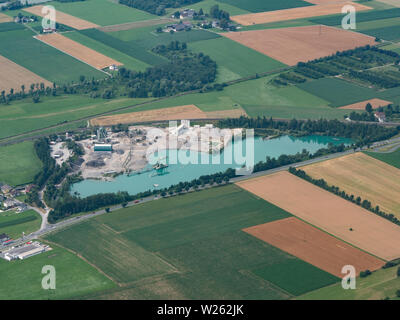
[52,121,242,180]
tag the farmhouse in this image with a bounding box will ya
[374,112,386,123]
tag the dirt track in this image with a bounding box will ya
[244,217,385,277]
[231,2,372,26]
[236,171,400,261]
[24,5,99,30]
[223,25,376,66]
[0,54,52,93]
[338,98,392,110]
[36,33,122,70]
[90,105,246,126]
[302,153,400,216]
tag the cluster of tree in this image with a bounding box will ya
[289,167,400,227]
[218,116,400,145]
[210,4,229,20]
[119,41,216,98]
[348,111,377,122]
[0,83,56,105]
[119,0,201,15]
[349,70,400,89]
[273,45,400,87]
[0,0,23,11]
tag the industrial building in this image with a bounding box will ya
[1,242,51,261]
[94,144,113,152]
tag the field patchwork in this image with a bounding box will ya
[36,33,122,70]
[24,5,99,30]
[301,152,400,217]
[244,217,385,277]
[223,26,376,66]
[230,2,372,26]
[0,54,52,93]
[236,171,400,261]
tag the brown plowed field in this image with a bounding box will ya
[244,217,385,277]
[0,55,52,93]
[236,171,400,261]
[0,13,12,23]
[223,25,376,65]
[24,5,99,30]
[36,33,122,70]
[90,105,246,126]
[338,98,392,110]
[301,153,400,216]
[230,2,372,26]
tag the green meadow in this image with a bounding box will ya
[0,141,42,186]
[47,0,154,26]
[0,210,41,239]
[0,242,115,300]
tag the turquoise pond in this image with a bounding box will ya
[70,135,352,197]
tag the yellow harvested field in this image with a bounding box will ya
[0,13,12,23]
[236,171,400,261]
[338,98,392,110]
[24,5,99,30]
[91,105,246,126]
[36,33,122,70]
[0,55,52,93]
[301,153,400,216]
[223,26,376,66]
[231,2,372,26]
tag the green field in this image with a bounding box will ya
[0,141,42,186]
[297,78,378,107]
[253,260,338,296]
[0,28,105,84]
[79,29,168,66]
[110,76,348,120]
[0,210,41,239]
[47,0,155,26]
[188,37,286,82]
[310,8,400,26]
[297,267,400,300]
[365,149,400,169]
[360,25,400,41]
[216,0,313,13]
[0,242,115,300]
[179,0,250,16]
[46,185,339,299]
[0,95,150,140]
[63,31,150,71]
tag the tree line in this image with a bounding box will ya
[218,116,400,145]
[119,0,202,15]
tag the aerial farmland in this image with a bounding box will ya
[0,0,400,306]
